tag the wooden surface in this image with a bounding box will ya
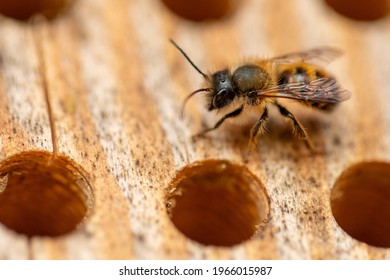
[0,0,390,259]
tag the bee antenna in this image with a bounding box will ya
[170,39,207,79]
[180,88,211,118]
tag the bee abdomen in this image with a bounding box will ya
[277,65,336,111]
[277,65,316,85]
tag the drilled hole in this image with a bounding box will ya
[0,151,93,237]
[0,0,72,21]
[325,0,390,21]
[166,160,269,247]
[331,162,390,248]
[161,0,237,22]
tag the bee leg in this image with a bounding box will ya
[193,105,244,139]
[248,108,269,145]
[245,107,269,160]
[274,102,318,152]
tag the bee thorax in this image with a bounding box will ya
[232,65,271,93]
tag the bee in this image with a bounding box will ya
[170,39,351,152]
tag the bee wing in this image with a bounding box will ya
[258,78,351,104]
[271,47,342,65]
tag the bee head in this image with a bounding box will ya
[208,70,236,110]
[170,39,236,116]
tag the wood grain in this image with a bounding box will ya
[0,0,390,259]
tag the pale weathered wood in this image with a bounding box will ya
[0,0,390,259]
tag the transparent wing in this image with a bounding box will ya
[271,47,343,65]
[257,78,351,104]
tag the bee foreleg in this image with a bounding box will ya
[274,102,315,151]
[193,105,244,139]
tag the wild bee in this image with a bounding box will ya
[170,39,351,152]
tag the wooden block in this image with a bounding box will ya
[0,0,389,259]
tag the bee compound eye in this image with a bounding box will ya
[218,89,227,96]
[213,90,226,108]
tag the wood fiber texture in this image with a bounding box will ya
[0,0,389,259]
